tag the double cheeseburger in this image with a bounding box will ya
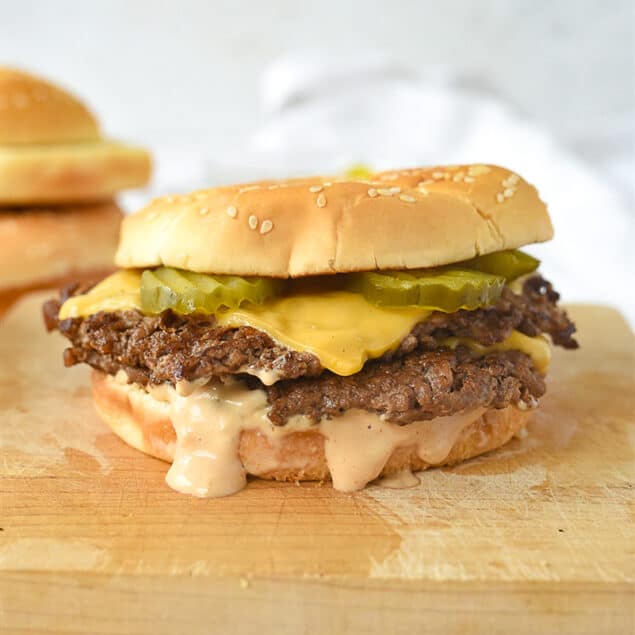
[44,165,577,497]
[0,66,151,310]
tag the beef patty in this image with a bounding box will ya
[43,275,576,387]
[263,347,545,425]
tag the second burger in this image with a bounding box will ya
[0,66,151,309]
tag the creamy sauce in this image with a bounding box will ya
[149,380,271,498]
[378,470,421,489]
[235,366,284,386]
[321,408,485,492]
[127,378,487,498]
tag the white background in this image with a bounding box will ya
[1,0,633,317]
[1,1,632,164]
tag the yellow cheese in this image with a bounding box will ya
[58,270,551,376]
[441,330,551,373]
[217,292,430,376]
[59,270,143,319]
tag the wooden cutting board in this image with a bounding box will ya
[1,293,633,634]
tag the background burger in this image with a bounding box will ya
[44,164,577,497]
[0,66,151,312]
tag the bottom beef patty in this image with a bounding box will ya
[263,347,544,425]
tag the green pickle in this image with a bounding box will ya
[460,249,539,281]
[140,267,284,315]
[139,249,537,315]
[346,269,506,312]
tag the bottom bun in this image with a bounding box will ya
[0,201,121,292]
[91,370,532,485]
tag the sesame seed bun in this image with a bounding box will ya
[0,67,151,204]
[0,201,121,293]
[91,370,531,483]
[115,165,553,277]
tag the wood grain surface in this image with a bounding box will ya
[0,293,633,634]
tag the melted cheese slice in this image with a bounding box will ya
[441,331,551,373]
[59,270,550,376]
[60,270,143,318]
[217,292,429,375]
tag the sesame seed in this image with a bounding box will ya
[504,188,515,198]
[368,188,378,198]
[380,173,398,181]
[502,175,519,188]
[496,193,505,204]
[389,187,401,194]
[316,193,327,207]
[226,206,238,218]
[464,176,475,183]
[417,186,429,195]
[309,185,323,193]
[199,207,209,216]
[468,165,491,176]
[376,188,395,196]
[399,194,416,203]
[260,219,273,234]
[240,185,260,193]
[248,215,258,230]
[268,184,279,190]
[323,182,332,187]
[452,173,464,183]
[432,171,445,180]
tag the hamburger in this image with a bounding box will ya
[43,165,578,497]
[0,66,151,310]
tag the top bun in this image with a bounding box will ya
[0,67,99,145]
[0,67,151,205]
[115,164,553,277]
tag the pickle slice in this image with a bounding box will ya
[346,269,505,312]
[140,267,284,315]
[461,249,539,281]
[344,163,373,179]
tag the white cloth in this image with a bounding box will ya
[129,52,634,323]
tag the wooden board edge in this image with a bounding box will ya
[1,572,633,635]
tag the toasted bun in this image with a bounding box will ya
[0,202,121,291]
[115,164,553,277]
[91,370,531,483]
[0,67,151,204]
[0,66,99,145]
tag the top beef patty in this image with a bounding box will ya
[43,275,577,387]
